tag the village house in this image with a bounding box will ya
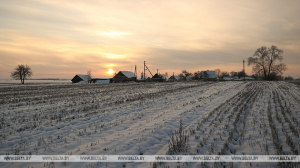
[113,71,136,82]
[71,74,91,83]
[168,75,180,82]
[152,73,164,82]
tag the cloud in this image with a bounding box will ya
[0,0,300,78]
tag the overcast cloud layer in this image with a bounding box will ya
[0,0,300,79]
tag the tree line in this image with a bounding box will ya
[9,45,292,84]
[178,45,289,81]
[177,69,247,80]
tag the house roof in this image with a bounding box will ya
[152,73,163,79]
[76,75,90,81]
[169,75,179,80]
[120,71,136,78]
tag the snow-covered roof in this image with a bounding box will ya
[120,71,136,78]
[76,75,90,81]
[169,75,179,80]
[152,73,163,79]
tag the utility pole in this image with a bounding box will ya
[143,61,154,81]
[134,65,137,77]
[144,61,146,81]
[243,60,245,81]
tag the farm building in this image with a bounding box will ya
[71,75,91,83]
[201,71,216,80]
[152,73,164,82]
[113,71,136,82]
[91,78,112,84]
[168,75,179,82]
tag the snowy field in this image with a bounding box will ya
[0,81,300,168]
[0,79,70,84]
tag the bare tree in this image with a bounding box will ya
[248,45,287,80]
[202,71,209,79]
[214,69,221,78]
[11,64,33,84]
[219,71,229,79]
[179,70,192,80]
[237,70,247,78]
[161,72,168,80]
[193,71,201,80]
[230,71,238,77]
[87,70,92,83]
[285,76,294,80]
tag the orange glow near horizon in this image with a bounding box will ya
[0,1,300,79]
[107,69,114,75]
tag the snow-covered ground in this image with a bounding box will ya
[0,81,299,168]
[0,79,70,84]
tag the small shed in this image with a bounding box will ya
[113,71,136,82]
[91,78,112,84]
[152,73,164,82]
[71,75,90,83]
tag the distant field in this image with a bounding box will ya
[0,81,299,168]
[0,79,70,84]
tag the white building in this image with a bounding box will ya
[201,71,216,80]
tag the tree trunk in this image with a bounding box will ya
[268,59,273,80]
[262,67,267,80]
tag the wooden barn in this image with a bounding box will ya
[152,73,164,82]
[113,71,136,82]
[71,75,90,83]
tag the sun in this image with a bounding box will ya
[108,69,114,74]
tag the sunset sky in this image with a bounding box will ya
[1,0,300,79]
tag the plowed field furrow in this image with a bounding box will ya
[0,81,300,168]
